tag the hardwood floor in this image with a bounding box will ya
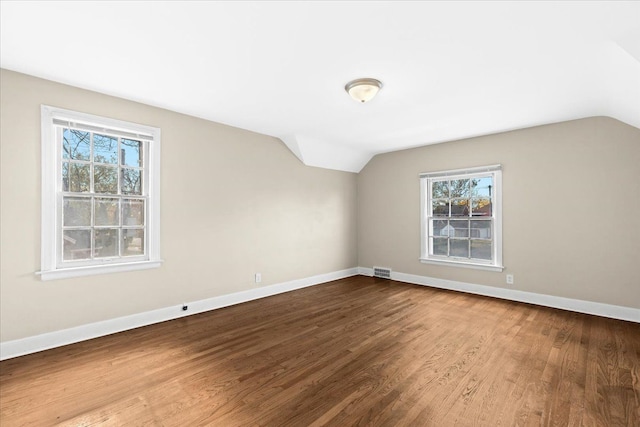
[1,276,639,426]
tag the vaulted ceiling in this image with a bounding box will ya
[2,1,639,172]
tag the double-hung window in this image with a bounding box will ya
[420,165,503,271]
[40,106,161,280]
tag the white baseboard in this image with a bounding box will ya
[358,267,639,323]
[0,268,359,361]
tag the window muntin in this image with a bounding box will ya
[421,165,502,271]
[41,106,161,280]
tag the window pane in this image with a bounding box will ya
[450,239,469,258]
[471,240,492,260]
[121,138,142,167]
[450,179,469,198]
[450,199,469,216]
[62,129,90,160]
[471,176,493,198]
[431,180,449,198]
[62,162,69,191]
[471,220,492,239]
[449,219,469,237]
[432,200,448,216]
[94,165,118,194]
[95,198,119,226]
[63,230,91,261]
[121,168,142,195]
[63,197,92,226]
[94,229,118,258]
[122,229,144,256]
[432,237,448,256]
[430,219,449,237]
[69,163,90,193]
[93,134,118,164]
[123,199,144,226]
[471,199,492,216]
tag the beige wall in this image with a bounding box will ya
[0,69,357,342]
[358,117,640,309]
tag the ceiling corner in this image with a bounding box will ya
[280,134,373,173]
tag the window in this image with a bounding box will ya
[40,106,161,280]
[420,165,503,271]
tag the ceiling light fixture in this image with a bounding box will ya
[345,78,383,103]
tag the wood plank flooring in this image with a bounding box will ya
[1,276,639,426]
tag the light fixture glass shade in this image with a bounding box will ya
[345,78,383,103]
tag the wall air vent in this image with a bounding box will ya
[373,266,392,279]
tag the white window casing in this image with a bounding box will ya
[40,105,161,280]
[420,164,503,272]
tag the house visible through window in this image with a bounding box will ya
[420,165,503,271]
[40,106,161,280]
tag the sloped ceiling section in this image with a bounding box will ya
[280,135,373,173]
[1,2,639,173]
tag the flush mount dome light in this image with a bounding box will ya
[345,78,383,103]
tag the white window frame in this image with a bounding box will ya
[40,105,161,280]
[420,164,503,272]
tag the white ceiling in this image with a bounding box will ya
[2,1,639,172]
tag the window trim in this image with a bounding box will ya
[39,105,162,280]
[419,164,503,272]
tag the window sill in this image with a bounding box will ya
[419,258,504,272]
[38,260,163,281]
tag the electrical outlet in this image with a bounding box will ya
[506,274,514,285]
[255,273,262,283]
